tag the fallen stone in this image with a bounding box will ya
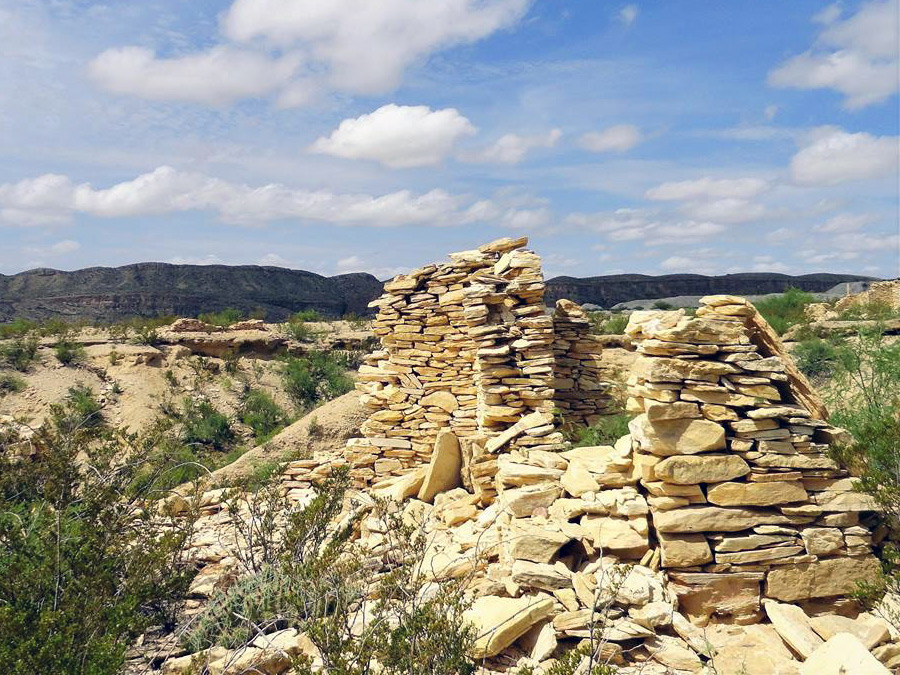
[763,599,823,659]
[800,633,890,675]
[465,594,556,658]
[417,431,462,502]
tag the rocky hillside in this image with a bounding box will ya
[0,263,383,322]
[544,272,877,309]
[0,263,876,323]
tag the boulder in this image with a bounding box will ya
[419,390,459,413]
[465,594,555,658]
[763,599,823,659]
[809,613,891,650]
[766,556,881,602]
[417,431,462,502]
[800,633,890,675]
[653,454,750,485]
[629,414,726,456]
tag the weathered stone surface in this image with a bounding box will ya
[809,613,891,650]
[465,594,555,658]
[511,560,572,591]
[800,633,890,675]
[506,523,571,564]
[629,414,726,456]
[417,431,462,502]
[560,459,600,496]
[704,624,799,675]
[668,571,763,624]
[766,556,881,602]
[655,505,797,533]
[657,531,713,567]
[706,480,807,506]
[800,527,844,556]
[499,483,561,518]
[763,600,823,659]
[633,355,738,383]
[419,390,459,412]
[581,515,649,557]
[653,454,750,485]
[644,635,703,673]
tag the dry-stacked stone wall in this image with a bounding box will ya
[625,295,880,624]
[345,237,611,499]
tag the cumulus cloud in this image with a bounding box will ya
[813,212,878,233]
[679,198,766,225]
[310,104,476,168]
[169,254,224,265]
[0,166,535,229]
[768,0,899,109]
[88,46,300,106]
[790,127,899,186]
[92,0,532,105]
[645,177,770,201]
[461,129,561,164]
[578,125,642,153]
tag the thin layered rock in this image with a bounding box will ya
[625,295,881,625]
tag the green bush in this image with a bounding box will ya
[179,398,234,451]
[53,384,104,434]
[240,389,289,442]
[826,329,900,626]
[571,413,631,448]
[793,336,840,378]
[755,287,816,335]
[652,300,675,310]
[0,373,25,396]
[280,351,354,410]
[838,299,900,322]
[199,308,244,327]
[53,337,84,365]
[0,336,39,371]
[0,411,196,674]
[0,319,38,339]
[588,312,629,335]
[286,320,319,342]
[292,308,324,322]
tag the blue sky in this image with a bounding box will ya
[0,0,897,279]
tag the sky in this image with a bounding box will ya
[0,0,898,280]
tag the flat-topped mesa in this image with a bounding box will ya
[345,237,613,501]
[625,295,880,624]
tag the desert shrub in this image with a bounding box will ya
[826,329,900,625]
[286,319,319,343]
[588,312,629,335]
[223,350,240,374]
[0,318,37,339]
[185,468,475,675]
[179,398,234,451]
[240,389,289,442]
[571,412,631,448]
[199,307,244,327]
[838,299,900,322]
[131,325,162,346]
[52,384,104,434]
[280,351,354,410]
[755,287,816,335]
[793,336,840,378]
[53,336,84,365]
[108,349,121,365]
[652,300,675,310]
[0,373,25,396]
[292,308,324,322]
[38,318,72,337]
[343,311,368,329]
[0,406,196,674]
[0,336,39,371]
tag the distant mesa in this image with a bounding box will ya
[0,261,877,323]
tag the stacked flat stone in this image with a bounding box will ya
[552,299,612,428]
[343,237,609,501]
[624,295,880,625]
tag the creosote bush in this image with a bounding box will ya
[588,312,629,336]
[179,397,234,451]
[0,393,197,674]
[0,336,39,371]
[0,373,26,395]
[280,351,354,411]
[240,389,289,442]
[53,335,85,365]
[184,467,476,675]
[754,287,816,335]
[793,335,840,378]
[199,307,244,327]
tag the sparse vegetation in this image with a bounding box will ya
[0,373,26,396]
[570,412,632,447]
[53,336,85,365]
[0,395,196,674]
[0,336,39,371]
[793,335,840,378]
[755,287,816,335]
[838,299,900,322]
[280,351,354,410]
[199,307,244,327]
[652,300,675,310]
[179,398,234,451]
[588,312,629,335]
[240,389,289,442]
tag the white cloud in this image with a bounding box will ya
[790,127,899,186]
[462,129,561,164]
[49,240,80,254]
[258,253,291,266]
[93,0,532,105]
[768,0,899,109]
[88,46,300,106]
[335,255,406,279]
[617,5,638,26]
[680,198,766,224]
[645,177,769,201]
[654,221,726,240]
[0,166,567,231]
[814,212,877,233]
[765,227,796,244]
[310,104,476,168]
[763,105,779,121]
[578,125,642,153]
[751,255,791,273]
[169,254,224,265]
[336,255,365,273]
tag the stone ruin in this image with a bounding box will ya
[279,237,893,672]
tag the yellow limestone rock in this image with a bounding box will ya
[809,613,891,650]
[763,599,823,659]
[707,480,807,506]
[800,633,890,675]
[419,390,459,413]
[766,556,881,602]
[417,431,462,502]
[629,414,726,456]
[465,594,555,658]
[654,505,793,533]
[372,468,427,502]
[653,453,750,485]
[644,635,703,673]
[657,531,713,567]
